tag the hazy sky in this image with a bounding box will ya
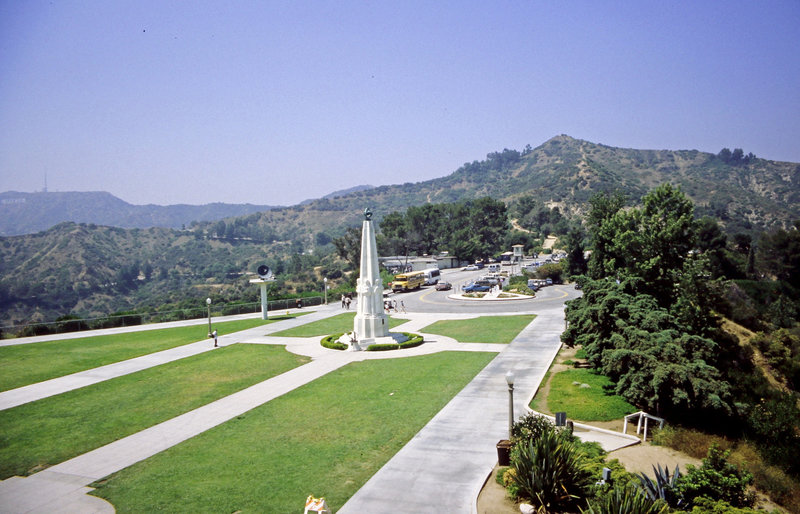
[1,1,798,206]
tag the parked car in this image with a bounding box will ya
[463,282,491,292]
[435,281,452,291]
[461,264,480,271]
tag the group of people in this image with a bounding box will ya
[341,293,405,313]
[384,299,405,313]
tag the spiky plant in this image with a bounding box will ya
[510,423,594,511]
[582,482,669,514]
[637,463,682,507]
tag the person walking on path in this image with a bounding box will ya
[341,294,346,309]
[212,329,218,347]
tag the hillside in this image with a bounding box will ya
[0,191,279,236]
[211,135,799,243]
[1,135,798,328]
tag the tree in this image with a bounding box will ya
[314,232,331,246]
[377,211,408,256]
[563,227,588,277]
[513,195,537,220]
[586,191,626,279]
[758,221,800,289]
[635,183,697,303]
[332,226,362,271]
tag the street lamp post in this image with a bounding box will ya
[324,277,328,305]
[206,297,212,337]
[505,370,515,439]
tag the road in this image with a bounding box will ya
[388,265,580,314]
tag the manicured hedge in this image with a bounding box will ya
[321,333,348,350]
[366,333,424,351]
[320,332,423,351]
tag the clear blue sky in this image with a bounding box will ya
[1,1,798,206]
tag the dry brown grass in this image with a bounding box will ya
[653,425,799,512]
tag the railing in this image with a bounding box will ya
[0,296,325,338]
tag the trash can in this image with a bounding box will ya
[496,439,512,466]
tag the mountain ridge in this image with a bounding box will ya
[0,191,281,236]
[1,134,798,327]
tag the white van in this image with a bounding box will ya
[487,263,501,273]
[422,267,441,285]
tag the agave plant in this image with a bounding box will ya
[510,424,594,511]
[637,463,682,507]
[582,482,669,514]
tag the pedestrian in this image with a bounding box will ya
[400,300,406,313]
[392,299,398,312]
[212,329,218,347]
[345,296,351,310]
[341,294,346,309]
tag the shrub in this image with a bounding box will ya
[583,482,669,514]
[364,333,424,351]
[676,445,754,509]
[687,497,762,513]
[320,333,347,350]
[511,412,554,443]
[501,468,520,499]
[745,393,800,473]
[509,422,594,511]
[366,343,399,351]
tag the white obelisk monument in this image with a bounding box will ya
[351,207,391,349]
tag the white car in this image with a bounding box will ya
[461,265,480,271]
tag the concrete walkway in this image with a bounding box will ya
[339,305,568,513]
[0,302,638,513]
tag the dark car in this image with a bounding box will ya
[435,281,452,291]
[463,282,491,292]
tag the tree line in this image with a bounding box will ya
[561,184,799,476]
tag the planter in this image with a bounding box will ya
[496,439,512,466]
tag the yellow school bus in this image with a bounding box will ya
[391,271,425,292]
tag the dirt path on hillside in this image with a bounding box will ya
[510,219,531,233]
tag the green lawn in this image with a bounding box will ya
[544,368,636,421]
[421,315,535,344]
[0,344,309,479]
[270,311,408,337]
[0,317,294,392]
[91,351,495,513]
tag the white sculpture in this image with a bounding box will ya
[343,208,406,350]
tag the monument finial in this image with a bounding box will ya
[364,207,373,221]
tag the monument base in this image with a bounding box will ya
[337,332,409,352]
[353,314,390,341]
